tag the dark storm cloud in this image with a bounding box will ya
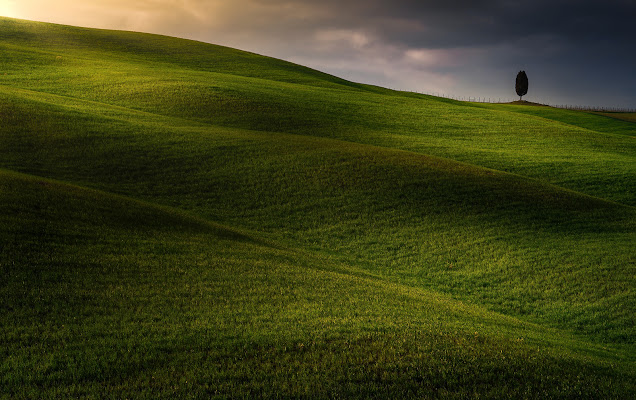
[245,0,636,47]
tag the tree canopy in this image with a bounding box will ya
[516,71,528,100]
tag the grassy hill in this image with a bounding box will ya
[1,17,634,398]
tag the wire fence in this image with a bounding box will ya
[546,104,636,113]
[402,90,636,113]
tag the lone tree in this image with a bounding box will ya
[515,71,528,101]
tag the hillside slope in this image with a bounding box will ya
[2,170,633,398]
[2,83,634,343]
[1,17,634,397]
[0,17,369,90]
[2,19,634,206]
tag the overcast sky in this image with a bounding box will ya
[2,0,635,108]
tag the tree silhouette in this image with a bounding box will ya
[515,71,528,101]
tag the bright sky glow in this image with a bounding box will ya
[0,1,17,18]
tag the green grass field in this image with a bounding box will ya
[1,17,634,398]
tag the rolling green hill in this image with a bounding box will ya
[1,17,634,398]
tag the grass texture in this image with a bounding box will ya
[1,17,634,398]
